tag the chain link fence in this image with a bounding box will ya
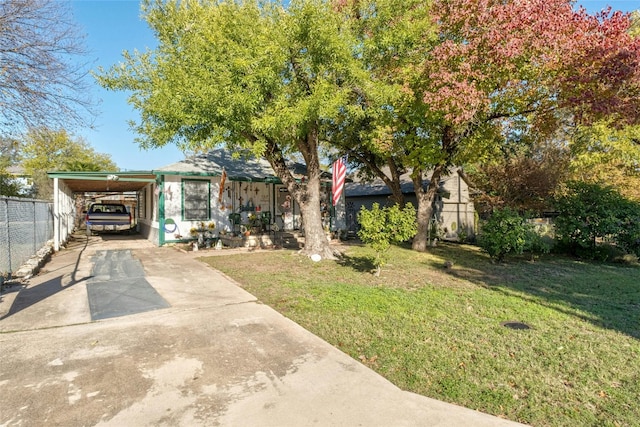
[0,197,54,276]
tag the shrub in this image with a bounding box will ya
[525,227,554,259]
[554,182,640,259]
[478,207,531,262]
[357,203,417,275]
[615,200,640,257]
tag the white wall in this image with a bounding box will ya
[52,178,75,251]
[161,176,277,241]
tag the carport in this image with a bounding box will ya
[47,171,157,251]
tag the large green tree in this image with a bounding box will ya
[569,122,640,202]
[335,0,640,251]
[1,137,28,196]
[328,0,434,208]
[21,128,116,199]
[97,0,369,259]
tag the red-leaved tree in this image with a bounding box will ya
[333,0,639,250]
[407,0,640,250]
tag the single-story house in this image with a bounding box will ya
[344,168,477,240]
[49,149,343,249]
[147,149,339,246]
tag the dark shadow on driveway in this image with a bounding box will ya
[1,235,92,320]
[86,249,170,321]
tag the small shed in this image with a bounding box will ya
[345,168,477,240]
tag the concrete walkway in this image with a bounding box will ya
[0,233,527,426]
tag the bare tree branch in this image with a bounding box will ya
[0,0,96,135]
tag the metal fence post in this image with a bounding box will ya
[3,198,11,279]
[33,200,37,256]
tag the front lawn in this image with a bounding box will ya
[200,243,640,426]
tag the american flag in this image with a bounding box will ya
[332,155,348,206]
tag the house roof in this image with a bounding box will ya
[6,165,25,176]
[46,148,334,194]
[345,168,461,198]
[345,176,416,198]
[157,148,328,183]
[47,171,157,193]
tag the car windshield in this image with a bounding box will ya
[93,205,125,213]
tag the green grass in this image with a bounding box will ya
[200,243,640,426]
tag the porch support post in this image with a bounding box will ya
[53,177,60,251]
[158,175,166,246]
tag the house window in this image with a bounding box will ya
[182,179,210,220]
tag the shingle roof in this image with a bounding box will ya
[345,177,417,197]
[155,148,312,182]
[345,169,460,198]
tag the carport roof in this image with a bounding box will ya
[48,171,157,193]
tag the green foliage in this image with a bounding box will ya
[524,226,554,259]
[96,0,373,257]
[478,207,532,262]
[616,202,640,257]
[570,121,640,202]
[357,202,417,274]
[21,128,116,173]
[98,0,366,155]
[0,137,20,169]
[0,168,23,197]
[0,138,25,196]
[554,181,640,259]
[20,128,116,199]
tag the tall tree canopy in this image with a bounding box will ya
[0,0,94,135]
[98,0,370,259]
[335,0,640,250]
[569,122,640,201]
[98,0,640,254]
[327,0,434,207]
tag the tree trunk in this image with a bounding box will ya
[357,154,405,206]
[385,158,405,206]
[298,172,337,259]
[412,126,459,251]
[264,134,338,260]
[411,165,445,251]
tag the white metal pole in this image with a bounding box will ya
[53,177,60,251]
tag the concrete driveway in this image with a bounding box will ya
[0,233,526,426]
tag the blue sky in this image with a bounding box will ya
[70,0,639,172]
